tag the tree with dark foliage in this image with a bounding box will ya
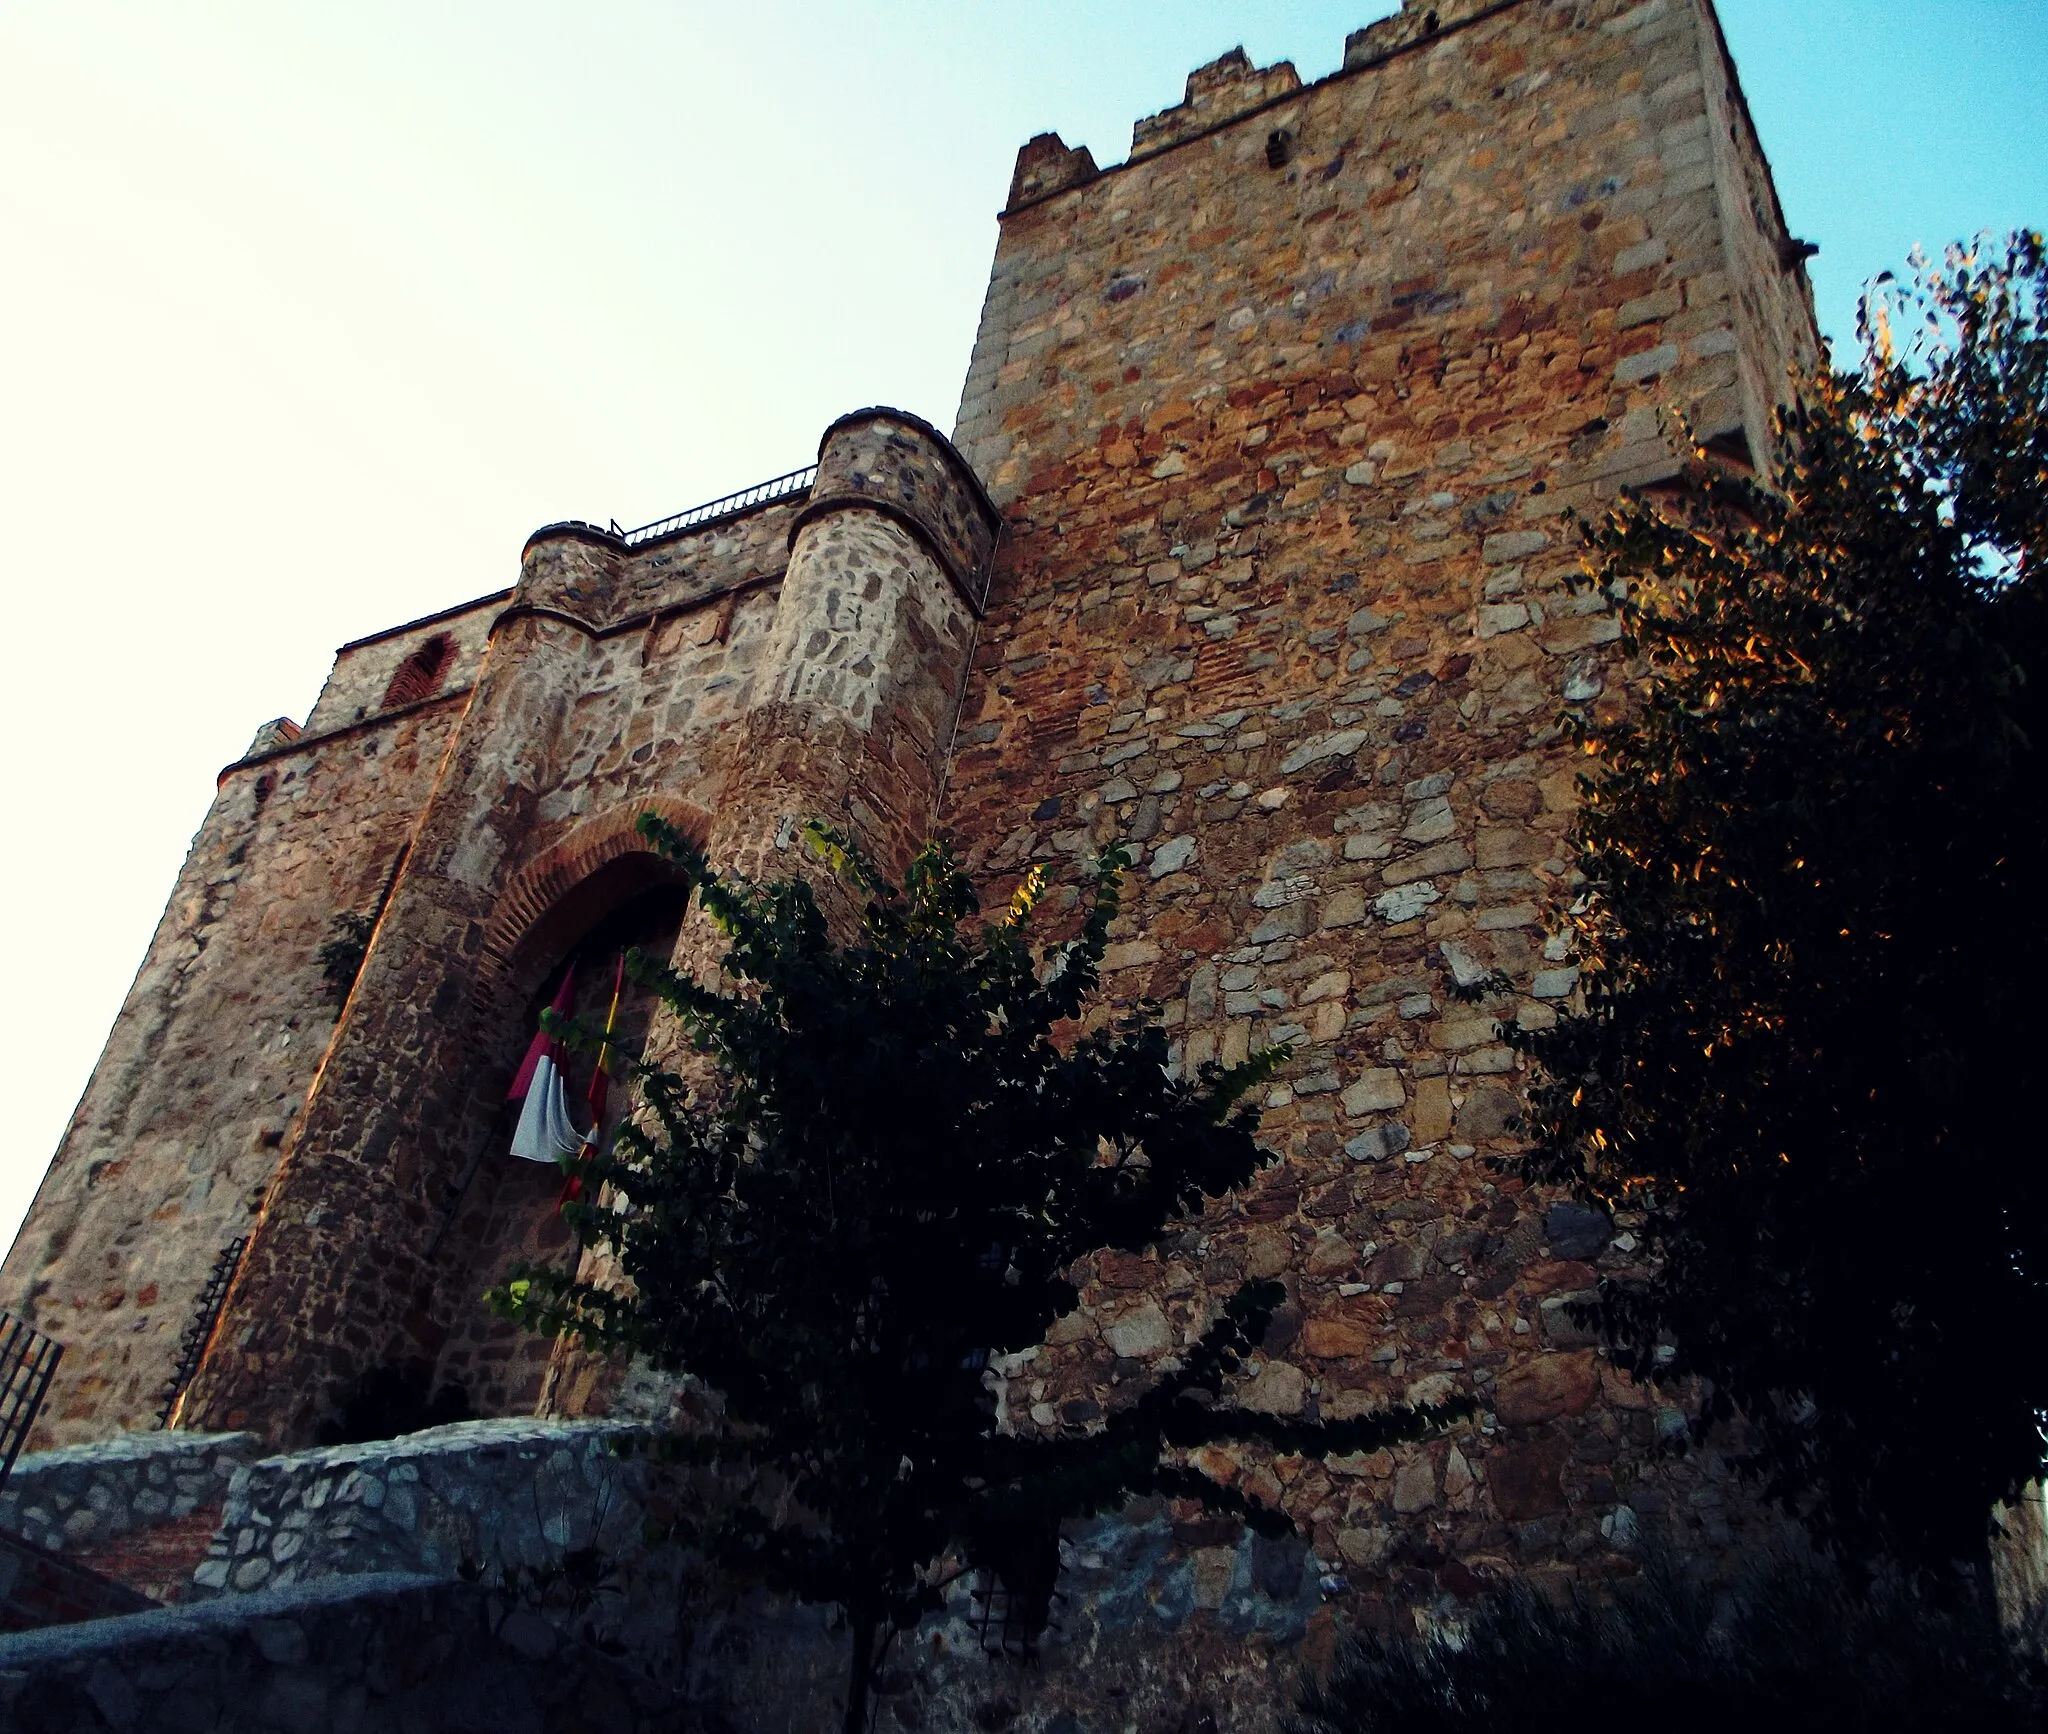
[1513,232,2048,1575]
[494,818,1458,1734]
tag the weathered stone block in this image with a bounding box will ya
[1495,1353,1600,1427]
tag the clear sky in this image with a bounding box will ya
[0,0,2041,1251]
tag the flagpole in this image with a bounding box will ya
[561,954,626,1212]
[593,954,625,1086]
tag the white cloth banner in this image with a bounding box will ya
[509,1053,588,1164]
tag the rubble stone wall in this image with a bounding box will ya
[0,667,480,1447]
[180,414,1000,1446]
[187,1419,648,1598]
[0,1432,256,1559]
[940,0,1819,1624]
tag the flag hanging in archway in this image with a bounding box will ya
[509,967,586,1164]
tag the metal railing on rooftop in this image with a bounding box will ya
[609,464,817,547]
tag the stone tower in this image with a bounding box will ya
[5,0,1817,1614]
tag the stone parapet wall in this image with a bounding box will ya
[1131,48,1305,162]
[189,1419,649,1598]
[520,494,802,632]
[0,1432,256,1558]
[300,590,504,738]
[1007,133,1099,210]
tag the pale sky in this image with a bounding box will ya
[0,0,2041,1251]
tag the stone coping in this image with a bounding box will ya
[237,1416,643,1475]
[4,1430,257,1472]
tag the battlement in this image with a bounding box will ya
[1130,47,1304,162]
[1007,0,1554,213]
[1346,0,1512,68]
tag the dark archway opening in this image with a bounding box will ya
[315,1362,474,1447]
[423,867,692,1420]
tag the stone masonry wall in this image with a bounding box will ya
[0,1432,256,1561]
[940,0,1819,1621]
[0,1430,259,1607]
[3,1,1835,1693]
[8,486,807,1427]
[0,671,479,1447]
[712,510,975,887]
[1693,2,1824,463]
[179,544,790,1445]
[425,886,690,1420]
[182,414,1001,1447]
[178,1418,1332,1731]
[187,1419,648,1599]
[0,1508,1330,1734]
[525,415,1002,1420]
[302,593,505,736]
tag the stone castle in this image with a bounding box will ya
[3,0,1821,1672]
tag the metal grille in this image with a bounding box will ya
[154,1237,247,1429]
[0,1310,62,1490]
[610,465,817,547]
[967,1568,1061,1660]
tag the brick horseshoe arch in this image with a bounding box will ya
[474,796,710,1027]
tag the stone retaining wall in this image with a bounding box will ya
[190,1419,650,1598]
[0,1432,257,1558]
[170,1417,1330,1728]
